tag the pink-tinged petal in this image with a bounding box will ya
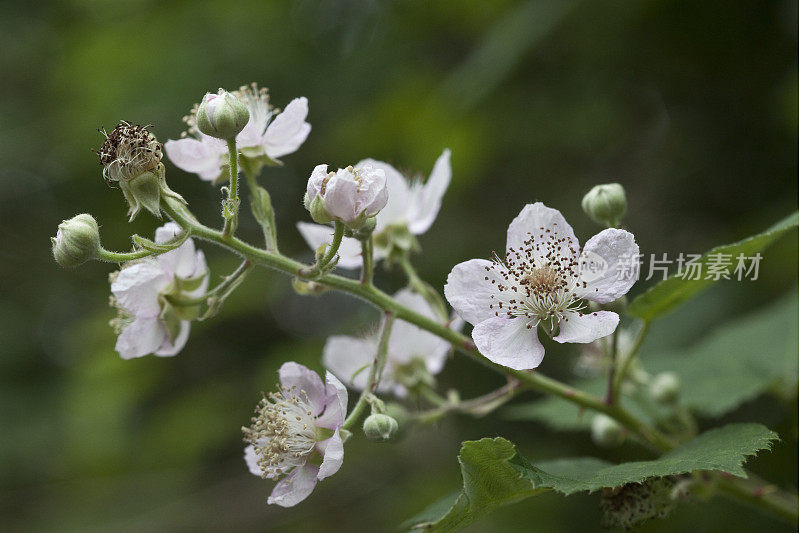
[164,137,225,182]
[472,316,545,370]
[324,169,359,222]
[154,320,190,357]
[279,362,326,415]
[553,310,619,344]
[322,335,376,392]
[264,97,311,159]
[267,463,319,507]
[244,445,262,476]
[389,289,450,374]
[444,259,505,325]
[407,149,451,235]
[574,229,640,304]
[506,202,579,266]
[316,429,344,480]
[115,316,167,359]
[359,159,411,231]
[316,371,348,429]
[356,166,388,217]
[296,222,365,269]
[111,261,167,316]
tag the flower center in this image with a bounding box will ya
[243,386,318,478]
[96,122,162,183]
[485,223,585,331]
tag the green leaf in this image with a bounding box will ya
[628,212,798,320]
[402,438,546,532]
[405,424,776,532]
[644,292,798,417]
[515,423,777,494]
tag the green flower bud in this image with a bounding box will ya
[591,414,624,448]
[52,214,101,267]
[362,413,399,442]
[581,183,627,227]
[305,192,335,224]
[649,372,681,405]
[195,90,250,140]
[97,122,185,221]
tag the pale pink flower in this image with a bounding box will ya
[323,289,460,397]
[165,84,310,182]
[297,149,451,268]
[109,223,208,359]
[243,362,347,507]
[305,164,388,225]
[444,203,639,370]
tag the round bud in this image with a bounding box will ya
[362,413,399,443]
[52,214,101,267]
[581,183,627,227]
[649,372,681,405]
[196,90,250,140]
[591,414,624,448]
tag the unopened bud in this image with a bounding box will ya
[649,372,681,405]
[591,414,624,448]
[52,214,101,267]
[362,413,398,442]
[582,183,627,227]
[196,90,250,140]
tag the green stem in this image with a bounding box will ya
[360,236,374,286]
[612,320,649,400]
[399,254,449,319]
[159,199,799,523]
[717,474,799,525]
[321,221,345,267]
[342,312,394,431]
[97,247,155,263]
[604,328,619,405]
[241,158,278,251]
[222,138,239,238]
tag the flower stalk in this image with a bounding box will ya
[222,138,240,238]
[342,311,395,431]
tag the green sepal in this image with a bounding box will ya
[158,297,184,343]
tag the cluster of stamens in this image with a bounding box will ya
[484,222,589,332]
[242,385,318,479]
[96,122,162,183]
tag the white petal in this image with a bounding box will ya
[553,310,619,344]
[506,202,579,266]
[115,316,166,359]
[267,463,319,507]
[358,159,411,231]
[264,97,311,159]
[322,335,376,392]
[279,362,326,415]
[154,223,201,279]
[296,222,366,269]
[407,149,451,235]
[306,164,329,199]
[111,261,167,316]
[164,137,225,182]
[244,445,262,476]
[316,371,349,430]
[356,166,388,217]
[316,429,344,481]
[472,316,545,370]
[389,289,450,374]
[154,320,190,357]
[574,229,640,304]
[324,170,359,222]
[444,259,504,325]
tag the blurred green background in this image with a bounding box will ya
[1,0,797,531]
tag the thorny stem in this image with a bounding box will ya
[342,312,395,431]
[160,198,797,524]
[97,247,158,263]
[221,138,239,238]
[298,221,344,278]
